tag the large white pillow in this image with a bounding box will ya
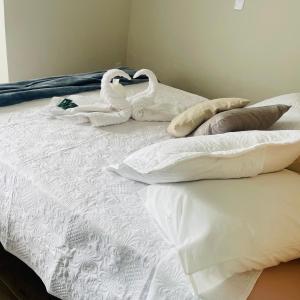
[143,170,300,293]
[107,130,300,184]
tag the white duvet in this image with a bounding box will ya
[0,84,261,300]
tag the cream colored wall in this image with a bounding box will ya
[127,0,300,101]
[4,0,131,81]
[0,0,8,83]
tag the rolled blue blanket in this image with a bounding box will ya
[0,67,148,107]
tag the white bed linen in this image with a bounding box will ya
[0,85,260,300]
[143,170,300,294]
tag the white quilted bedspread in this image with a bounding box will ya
[0,86,259,300]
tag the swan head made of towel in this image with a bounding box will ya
[127,69,158,106]
[100,69,132,110]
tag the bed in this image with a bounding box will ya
[0,82,299,300]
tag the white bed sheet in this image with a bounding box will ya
[0,84,260,300]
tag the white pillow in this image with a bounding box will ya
[143,170,300,293]
[107,130,300,184]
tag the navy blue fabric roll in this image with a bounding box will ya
[0,67,148,107]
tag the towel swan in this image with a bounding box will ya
[100,69,131,109]
[70,69,131,113]
[46,69,132,126]
[46,68,176,125]
[127,69,158,106]
[83,69,132,126]
[127,69,158,121]
[127,69,178,122]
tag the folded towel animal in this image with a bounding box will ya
[127,69,159,121]
[127,69,189,122]
[44,69,132,127]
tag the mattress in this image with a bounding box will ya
[0,83,260,300]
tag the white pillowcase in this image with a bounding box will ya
[107,130,300,184]
[143,170,300,293]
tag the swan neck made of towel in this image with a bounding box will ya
[127,69,158,105]
[100,69,131,110]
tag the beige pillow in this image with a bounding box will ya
[167,98,250,137]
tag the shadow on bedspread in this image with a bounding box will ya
[0,243,59,300]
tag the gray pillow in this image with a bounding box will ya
[193,105,291,136]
